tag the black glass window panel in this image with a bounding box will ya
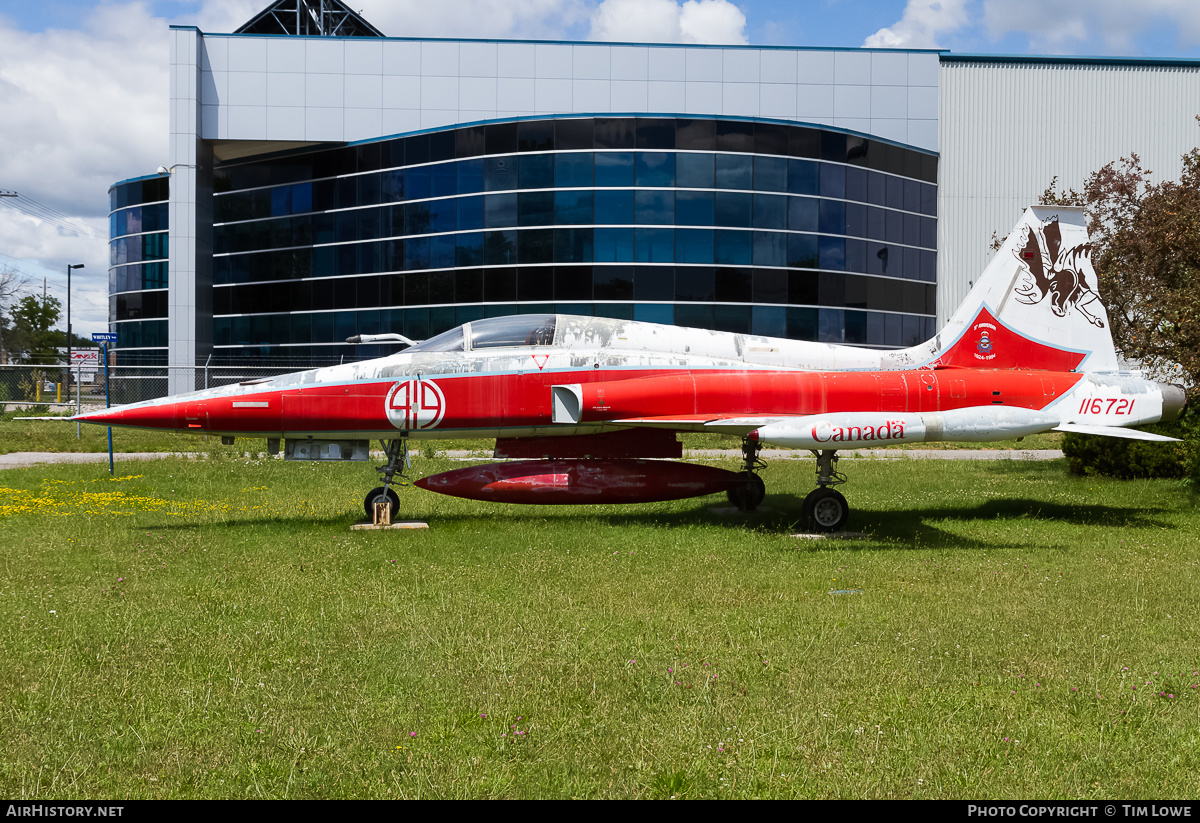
[430,235,456,269]
[715,267,751,302]
[714,230,751,265]
[904,151,922,181]
[518,228,555,264]
[819,199,846,235]
[843,309,866,344]
[360,240,381,274]
[555,266,592,300]
[754,156,788,192]
[676,191,714,226]
[921,154,938,185]
[555,119,594,151]
[714,192,752,227]
[675,119,716,151]
[819,237,845,271]
[715,154,752,190]
[753,123,787,156]
[455,269,484,303]
[594,190,634,224]
[484,268,517,302]
[675,303,714,330]
[594,302,634,321]
[428,130,455,163]
[788,159,818,195]
[788,127,820,160]
[635,190,674,225]
[456,232,484,267]
[867,243,891,276]
[594,265,634,300]
[675,229,713,264]
[356,275,382,308]
[636,152,675,187]
[593,228,634,262]
[456,126,486,158]
[485,230,518,266]
[788,305,818,339]
[357,209,380,241]
[518,120,554,152]
[634,266,674,300]
[517,267,553,301]
[485,123,518,155]
[843,273,868,309]
[636,119,675,149]
[555,190,593,224]
[753,269,788,304]
[675,267,715,301]
[519,154,554,189]
[357,173,381,207]
[555,153,593,188]
[714,304,751,334]
[379,170,404,204]
[676,152,715,188]
[595,118,635,149]
[405,203,431,236]
[519,191,555,226]
[819,132,846,163]
[404,237,430,271]
[340,244,360,276]
[716,121,753,152]
[753,194,787,230]
[595,152,635,187]
[403,134,430,166]
[485,157,518,191]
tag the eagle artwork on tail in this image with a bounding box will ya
[1012,216,1106,328]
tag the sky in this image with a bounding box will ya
[2,0,1200,339]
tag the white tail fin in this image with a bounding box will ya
[913,206,1119,372]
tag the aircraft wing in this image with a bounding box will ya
[1052,423,1180,442]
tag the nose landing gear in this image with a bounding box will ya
[363,437,408,521]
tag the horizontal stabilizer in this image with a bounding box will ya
[1053,423,1179,442]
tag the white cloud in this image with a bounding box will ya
[321,0,588,40]
[982,0,1200,53]
[863,0,969,49]
[589,0,748,45]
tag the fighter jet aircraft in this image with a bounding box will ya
[72,206,1186,531]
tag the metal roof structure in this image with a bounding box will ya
[235,0,384,38]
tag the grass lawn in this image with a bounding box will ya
[0,450,1196,798]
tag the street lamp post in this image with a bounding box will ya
[66,263,84,438]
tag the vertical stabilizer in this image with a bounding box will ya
[924,206,1119,372]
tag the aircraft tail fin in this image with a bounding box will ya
[917,206,1119,373]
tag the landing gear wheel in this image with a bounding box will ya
[803,487,849,533]
[364,486,400,521]
[726,472,766,511]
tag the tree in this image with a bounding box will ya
[1040,146,1200,389]
[0,266,27,364]
[7,294,62,363]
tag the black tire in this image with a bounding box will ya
[726,472,766,511]
[803,487,849,533]
[364,486,400,521]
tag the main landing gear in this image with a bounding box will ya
[803,449,849,533]
[364,437,408,521]
[727,437,767,511]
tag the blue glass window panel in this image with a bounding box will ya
[903,247,920,280]
[904,213,921,246]
[753,194,787,230]
[819,199,846,234]
[884,312,902,346]
[846,203,867,238]
[886,176,903,209]
[635,228,674,263]
[714,154,752,189]
[555,227,593,263]
[920,250,936,282]
[845,310,867,344]
[904,179,921,212]
[819,164,845,198]
[902,314,921,347]
[555,153,593,188]
[845,239,867,274]
[635,190,674,225]
[714,192,752,227]
[518,228,554,264]
[594,302,634,320]
[404,203,432,235]
[788,197,818,232]
[457,159,484,194]
[485,230,518,265]
[357,174,380,207]
[456,232,484,267]
[676,191,714,226]
[676,152,714,188]
[635,152,675,187]
[430,163,457,197]
[635,303,674,324]
[484,157,518,191]
[787,306,818,340]
[430,234,456,269]
[405,167,430,200]
[594,228,635,262]
[819,237,845,270]
[380,169,405,202]
[921,216,936,249]
[866,311,886,346]
[595,152,635,187]
[519,154,554,189]
[920,183,937,216]
[845,167,868,203]
[788,160,818,195]
[866,206,885,240]
[457,195,484,231]
[753,232,787,268]
[714,230,751,265]
[714,304,751,333]
[868,171,886,205]
[754,156,788,192]
[675,303,714,327]
[885,210,903,243]
[550,190,589,225]
[676,229,713,264]
[485,193,518,228]
[818,308,844,343]
[518,191,555,226]
[594,190,634,224]
[556,302,592,315]
[752,306,786,337]
[429,200,456,233]
[675,269,714,302]
[405,236,430,270]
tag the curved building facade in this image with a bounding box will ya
[208,115,936,364]
[108,175,170,364]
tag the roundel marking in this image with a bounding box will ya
[385,379,446,430]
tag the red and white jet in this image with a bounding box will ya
[74,207,1186,530]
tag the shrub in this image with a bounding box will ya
[1062,397,1199,484]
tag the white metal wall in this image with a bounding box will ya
[938,58,1200,323]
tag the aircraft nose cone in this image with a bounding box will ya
[1158,383,1187,423]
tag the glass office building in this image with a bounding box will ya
[108,175,170,364]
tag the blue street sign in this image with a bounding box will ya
[92,333,118,343]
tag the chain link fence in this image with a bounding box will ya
[0,363,298,411]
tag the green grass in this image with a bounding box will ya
[0,453,1196,798]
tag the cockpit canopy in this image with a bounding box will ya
[404,314,557,354]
